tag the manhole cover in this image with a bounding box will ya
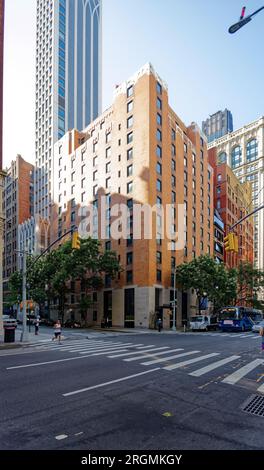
[241,394,264,417]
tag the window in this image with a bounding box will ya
[171,191,176,203]
[127,132,133,144]
[127,116,133,128]
[216,186,221,195]
[105,241,111,251]
[246,139,258,162]
[231,145,242,168]
[93,311,97,322]
[156,129,162,141]
[156,196,162,207]
[217,174,222,182]
[156,251,162,264]
[171,144,176,156]
[127,181,133,193]
[156,82,162,94]
[217,152,227,165]
[127,252,133,265]
[127,165,133,177]
[156,162,162,175]
[171,159,176,171]
[156,145,162,158]
[93,171,97,181]
[93,156,98,166]
[157,97,162,110]
[126,271,133,283]
[157,270,162,282]
[106,177,111,189]
[106,162,111,173]
[127,198,133,210]
[171,175,176,187]
[106,147,111,158]
[156,179,162,192]
[184,143,187,153]
[157,113,162,126]
[127,101,133,113]
[184,157,187,167]
[171,128,176,140]
[127,148,133,160]
[127,85,133,97]
[106,132,111,143]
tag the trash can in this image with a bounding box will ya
[4,326,16,343]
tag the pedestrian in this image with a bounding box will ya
[260,326,264,351]
[52,320,62,344]
[34,317,40,335]
[157,317,162,332]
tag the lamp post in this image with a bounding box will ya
[172,265,177,331]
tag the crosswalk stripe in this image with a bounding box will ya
[123,348,184,363]
[107,345,162,358]
[67,343,144,353]
[110,346,169,361]
[58,342,135,352]
[141,350,200,366]
[78,347,130,356]
[189,355,240,377]
[257,382,264,393]
[91,349,131,356]
[32,340,107,349]
[164,353,220,371]
[123,347,171,362]
[222,359,264,385]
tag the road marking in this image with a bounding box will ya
[124,347,183,362]
[63,368,161,397]
[164,353,220,371]
[55,435,68,440]
[6,354,105,369]
[61,343,136,353]
[141,350,200,365]
[74,432,84,436]
[189,355,240,377]
[109,348,183,360]
[257,382,264,393]
[222,359,264,385]
[121,347,169,360]
[107,345,164,358]
[35,341,123,350]
[77,347,133,355]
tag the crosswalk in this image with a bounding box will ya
[178,332,260,340]
[21,338,264,394]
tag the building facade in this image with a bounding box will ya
[50,63,214,328]
[208,117,264,270]
[209,148,254,269]
[2,155,34,298]
[0,0,4,170]
[202,109,233,144]
[34,0,102,219]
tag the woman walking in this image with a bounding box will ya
[52,320,62,344]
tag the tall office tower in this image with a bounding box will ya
[0,0,4,170]
[34,0,102,219]
[50,63,214,328]
[202,109,233,144]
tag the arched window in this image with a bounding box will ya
[217,152,227,165]
[231,146,242,168]
[246,139,258,162]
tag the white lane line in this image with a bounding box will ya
[78,348,130,356]
[55,435,68,441]
[107,345,162,358]
[115,347,169,360]
[136,344,155,349]
[189,355,240,377]
[251,336,260,339]
[257,382,264,393]
[6,354,105,370]
[222,359,264,385]
[164,353,220,371]
[141,350,200,366]
[63,368,161,397]
[109,348,183,360]
[124,348,183,362]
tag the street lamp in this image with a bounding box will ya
[229,6,264,34]
[172,266,177,331]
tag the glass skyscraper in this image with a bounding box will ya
[34,0,102,218]
[202,109,233,144]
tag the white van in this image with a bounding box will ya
[189,314,218,331]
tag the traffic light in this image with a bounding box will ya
[224,233,238,253]
[72,231,81,250]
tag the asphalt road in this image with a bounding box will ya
[1,331,264,451]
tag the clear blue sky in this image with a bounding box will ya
[3,0,264,167]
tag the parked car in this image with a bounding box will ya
[252,320,264,333]
[189,314,219,331]
[3,315,17,328]
[63,319,81,328]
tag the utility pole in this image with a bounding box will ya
[0,169,6,342]
[172,266,177,331]
[20,248,28,342]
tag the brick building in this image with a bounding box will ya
[3,155,34,300]
[209,148,254,268]
[51,64,214,328]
